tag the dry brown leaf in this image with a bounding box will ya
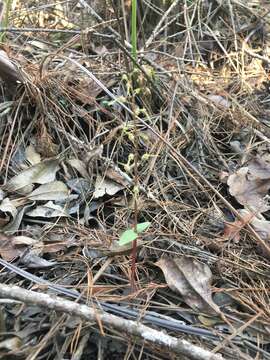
[93,175,124,198]
[35,121,58,157]
[0,234,38,261]
[227,156,270,213]
[68,158,90,180]
[105,167,131,187]
[248,156,270,177]
[239,209,270,241]
[0,336,21,351]
[26,201,69,218]
[4,159,60,192]
[207,94,231,108]
[20,250,57,268]
[221,212,254,242]
[0,50,24,85]
[156,257,220,315]
[222,220,242,243]
[27,181,69,201]
[25,145,41,165]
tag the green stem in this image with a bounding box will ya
[0,0,12,43]
[131,0,137,63]
[130,0,138,292]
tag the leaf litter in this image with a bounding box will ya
[227,155,270,213]
[156,257,220,315]
[0,1,270,359]
[27,181,70,201]
[4,158,60,192]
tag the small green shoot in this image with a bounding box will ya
[131,0,137,62]
[0,0,12,43]
[119,221,151,246]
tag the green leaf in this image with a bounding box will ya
[135,222,151,234]
[118,222,151,246]
[119,229,138,246]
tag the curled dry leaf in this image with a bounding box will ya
[239,209,270,241]
[4,159,60,192]
[0,198,17,227]
[0,198,17,218]
[0,234,38,261]
[93,175,124,198]
[20,250,57,268]
[3,203,33,234]
[27,181,69,201]
[220,212,254,243]
[0,50,24,85]
[227,156,270,213]
[25,144,41,165]
[156,257,220,315]
[26,201,69,218]
[207,94,231,108]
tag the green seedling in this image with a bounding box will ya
[141,153,155,161]
[119,221,151,246]
[102,96,127,108]
[121,153,134,173]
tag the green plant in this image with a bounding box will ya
[121,0,152,291]
[129,0,139,291]
[131,0,137,61]
[0,0,12,43]
[119,222,151,246]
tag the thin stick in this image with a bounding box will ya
[213,310,263,353]
[144,0,181,49]
[0,284,223,360]
[78,0,131,48]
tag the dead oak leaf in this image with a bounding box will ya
[155,256,220,315]
[239,209,270,241]
[0,234,38,261]
[221,212,254,242]
[93,175,124,198]
[4,159,60,193]
[227,166,270,213]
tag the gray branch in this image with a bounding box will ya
[0,284,223,360]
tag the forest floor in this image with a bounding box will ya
[0,1,270,359]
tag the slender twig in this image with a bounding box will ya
[0,258,217,338]
[144,0,181,49]
[78,0,131,48]
[213,310,263,353]
[0,26,82,33]
[0,284,223,360]
[0,21,118,34]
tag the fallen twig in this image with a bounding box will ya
[144,0,181,49]
[0,284,223,360]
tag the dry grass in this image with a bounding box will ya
[0,0,270,359]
